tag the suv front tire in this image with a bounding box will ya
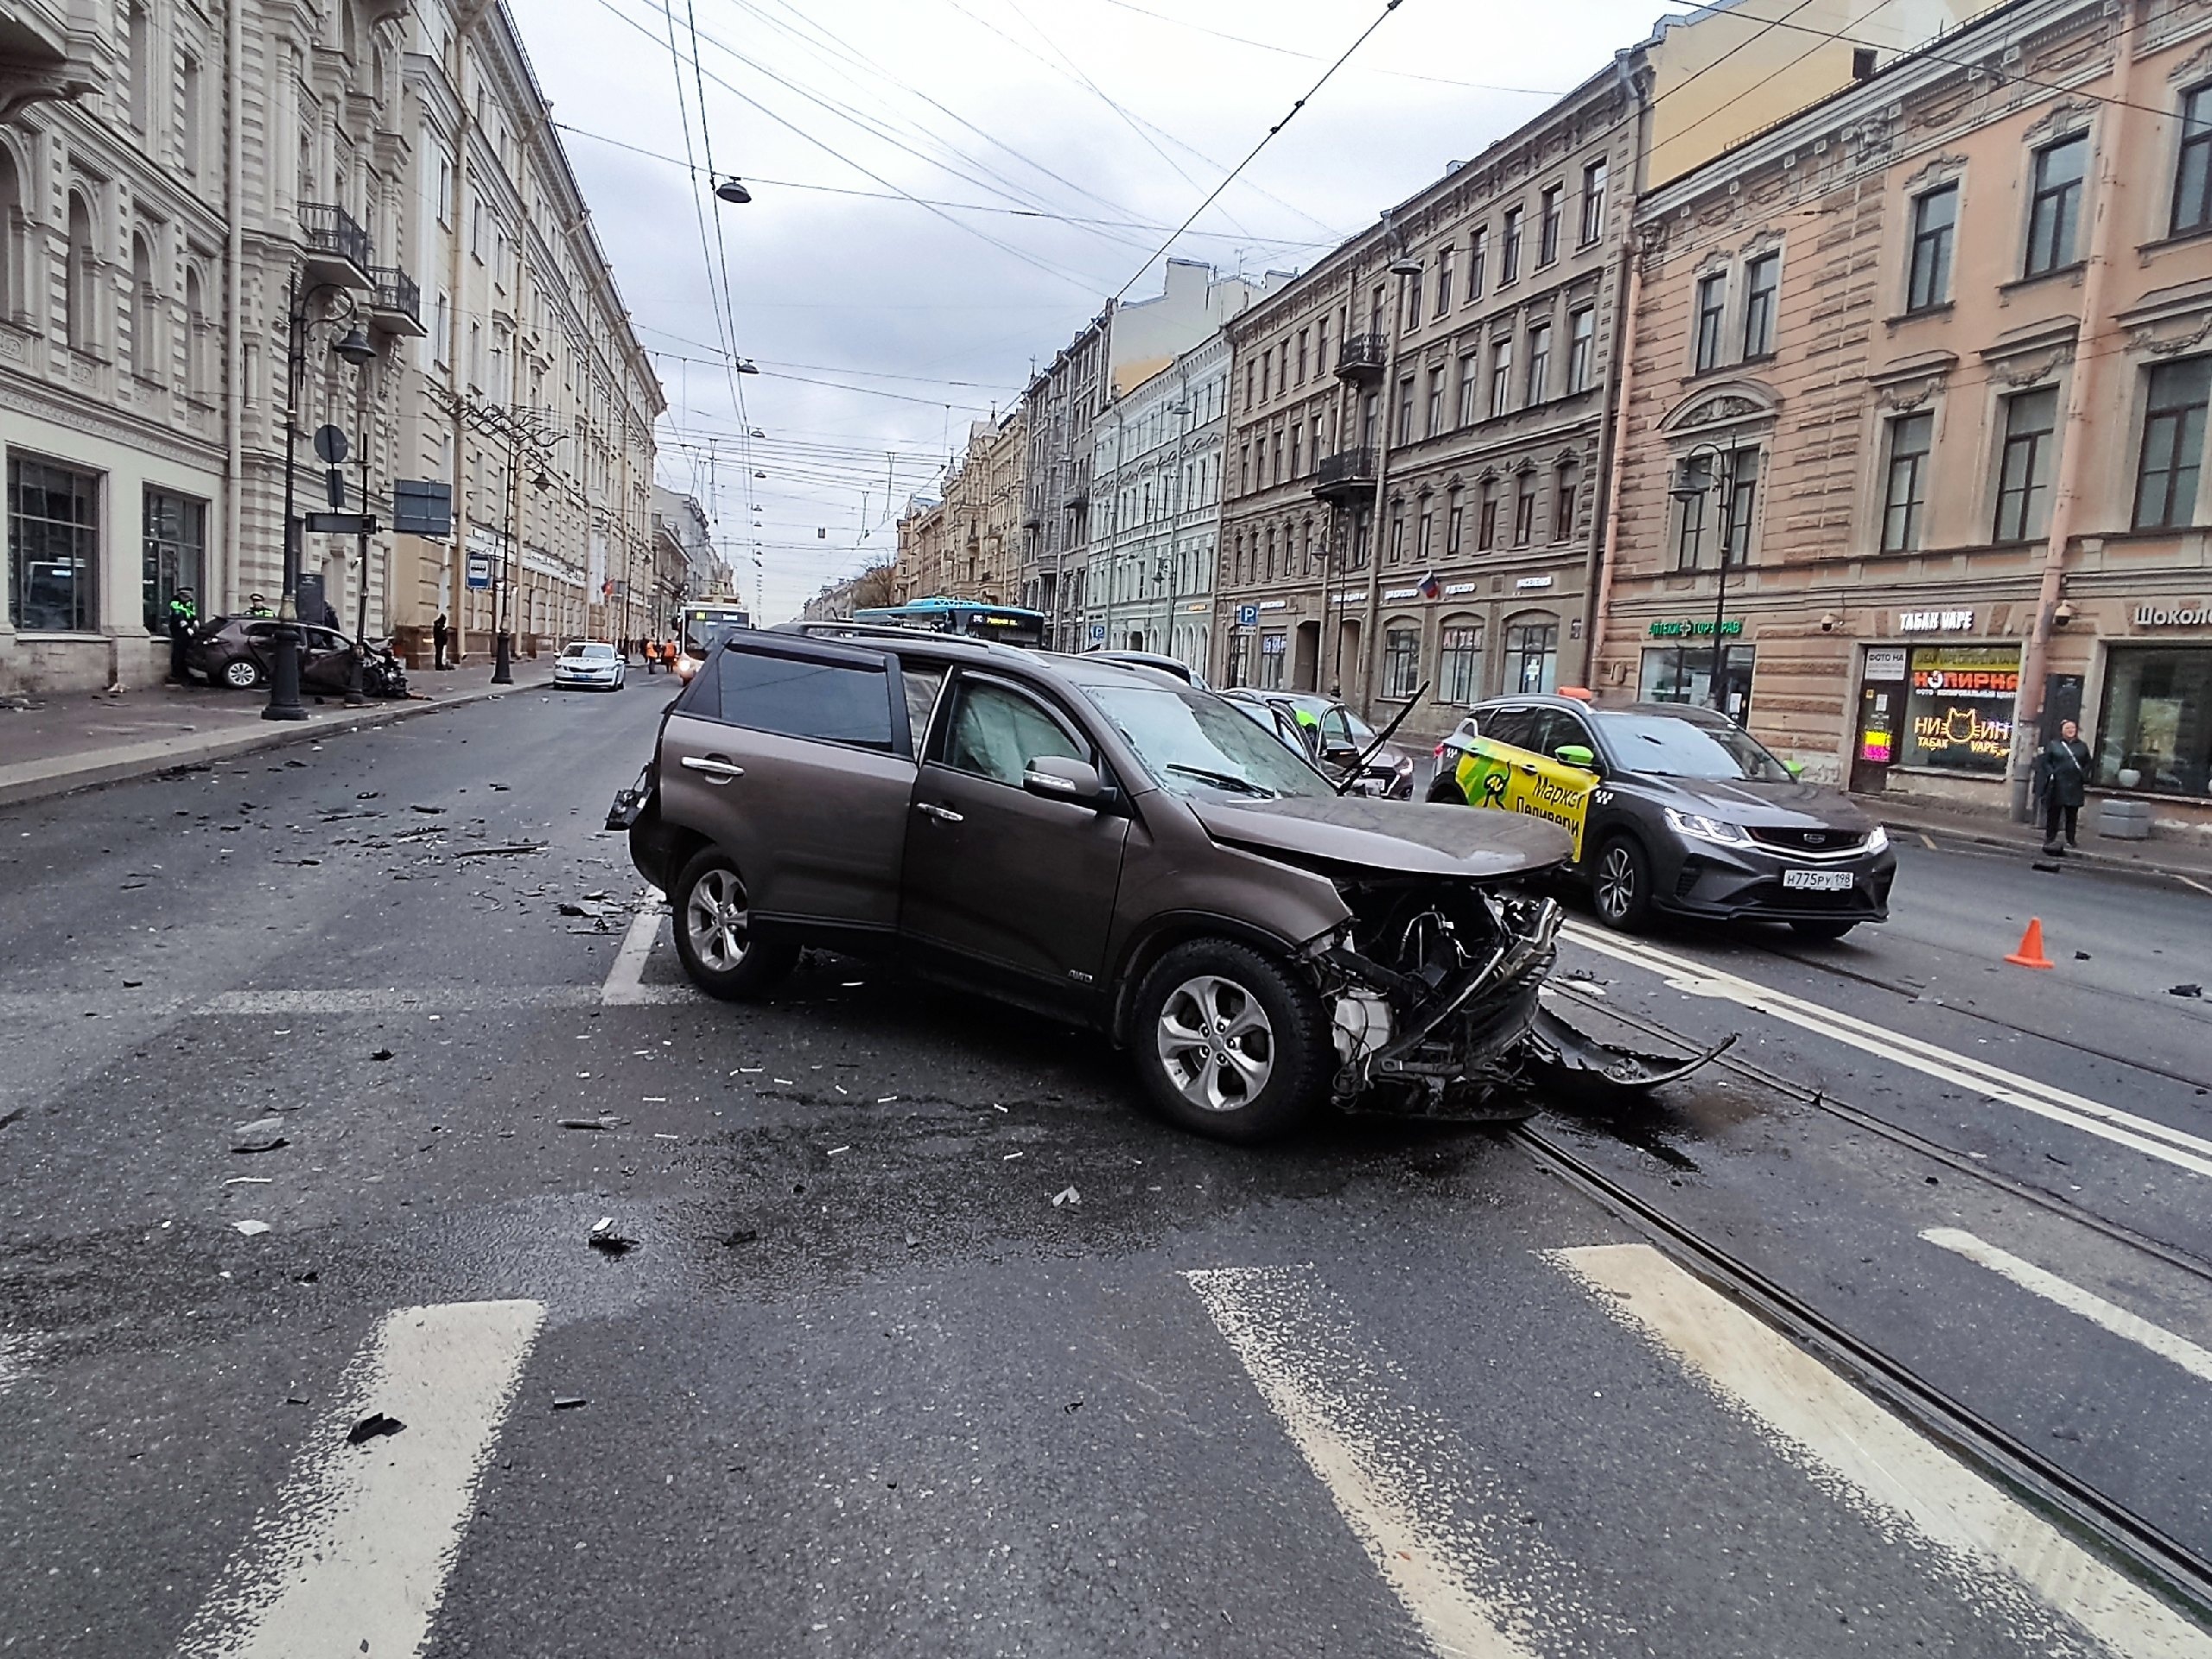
[1130,939,1334,1144]
[670,846,798,1000]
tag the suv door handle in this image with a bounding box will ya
[680,755,745,783]
[914,802,964,823]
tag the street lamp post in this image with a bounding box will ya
[267,274,376,721]
[1668,438,1742,715]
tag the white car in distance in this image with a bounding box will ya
[553,639,626,692]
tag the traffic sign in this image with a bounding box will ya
[466,550,493,590]
[392,480,454,537]
[1236,604,1259,627]
[302,512,378,536]
[312,424,349,465]
[1087,623,1105,645]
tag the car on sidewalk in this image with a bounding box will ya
[186,615,360,693]
[554,640,626,691]
[1428,695,1896,938]
[612,629,1716,1142]
[1220,689,1421,798]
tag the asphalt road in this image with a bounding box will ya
[3,677,2209,1658]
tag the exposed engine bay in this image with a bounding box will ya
[1313,875,1729,1118]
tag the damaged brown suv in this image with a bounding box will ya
[614,627,1709,1142]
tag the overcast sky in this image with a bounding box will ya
[526,0,1673,620]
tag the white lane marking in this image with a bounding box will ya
[2177,874,2212,900]
[1185,1266,1548,1659]
[195,984,695,1014]
[1551,1243,2212,1659]
[0,1332,34,1395]
[1563,922,2212,1179]
[175,1299,545,1659]
[1923,1227,2212,1385]
[601,890,667,1007]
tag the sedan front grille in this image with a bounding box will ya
[1747,825,1867,858]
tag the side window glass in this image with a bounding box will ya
[1320,708,1353,747]
[1480,707,1534,750]
[715,648,893,751]
[899,660,948,742]
[1521,709,1571,759]
[939,679,1087,787]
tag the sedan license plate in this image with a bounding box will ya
[1781,868,1854,892]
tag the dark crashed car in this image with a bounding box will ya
[613,629,1713,1142]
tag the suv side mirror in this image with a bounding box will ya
[1554,743,1598,772]
[1022,754,1108,807]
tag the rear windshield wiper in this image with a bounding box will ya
[1166,764,1274,798]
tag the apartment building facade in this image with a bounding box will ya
[0,0,654,695]
[894,408,1025,606]
[1083,327,1229,671]
[1213,65,1647,727]
[1594,0,2212,836]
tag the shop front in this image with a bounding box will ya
[1850,629,2020,802]
[2093,603,2212,811]
[1637,617,1753,723]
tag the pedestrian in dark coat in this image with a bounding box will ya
[166,587,197,683]
[433,612,450,670]
[2035,718,2093,853]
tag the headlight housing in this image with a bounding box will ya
[1663,805,1752,847]
[1865,824,1889,854]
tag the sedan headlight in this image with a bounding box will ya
[1865,824,1889,855]
[1663,805,1753,847]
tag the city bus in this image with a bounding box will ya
[674,601,752,680]
[849,597,1046,648]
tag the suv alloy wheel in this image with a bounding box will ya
[670,847,798,1000]
[1130,938,1335,1143]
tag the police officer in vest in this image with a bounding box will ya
[167,587,197,685]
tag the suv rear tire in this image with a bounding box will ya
[1592,835,1654,932]
[1130,939,1334,1144]
[670,847,797,1000]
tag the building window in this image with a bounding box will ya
[184,267,208,398]
[1395,377,1414,443]
[1403,267,1421,333]
[1427,368,1444,436]
[2098,646,2212,795]
[9,456,101,633]
[1478,481,1499,550]
[1580,160,1607,245]
[66,192,95,353]
[1261,351,1271,401]
[1316,317,1328,373]
[1260,630,1287,689]
[1295,328,1308,383]
[1434,249,1453,317]
[1389,505,1405,563]
[1694,272,1726,372]
[1741,253,1778,358]
[1289,421,1302,478]
[2175,86,2212,236]
[1351,505,1371,567]
[1567,307,1595,393]
[1907,184,1956,311]
[130,232,157,379]
[0,148,21,321]
[1723,452,1759,566]
[1881,411,1933,551]
[1446,487,1465,555]
[1513,474,1536,545]
[1458,351,1479,427]
[1504,617,1559,695]
[1382,626,1421,698]
[1467,227,1487,302]
[1526,320,1552,404]
[1994,385,2060,541]
[1552,459,1580,541]
[1439,621,1483,703]
[127,3,151,133]
[2134,358,2211,531]
[143,487,206,634]
[179,54,203,175]
[1489,337,1513,417]
[2024,133,2088,276]
[1539,185,1563,265]
[1418,502,1434,563]
[1501,207,1523,283]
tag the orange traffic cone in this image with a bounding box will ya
[2005,918,2055,970]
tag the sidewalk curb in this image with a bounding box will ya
[1878,811,2212,890]
[0,677,552,810]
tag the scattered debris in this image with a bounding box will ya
[409,804,445,815]
[489,782,511,791]
[588,1216,636,1255]
[722,1229,759,1248]
[369,1048,394,1062]
[231,1116,289,1154]
[1051,1185,1080,1208]
[552,1395,588,1411]
[346,1412,405,1446]
[876,1095,899,1104]
[122,978,143,988]
[453,842,545,860]
[558,1116,616,1131]
[558,898,620,918]
[1002,1151,1025,1161]
[0,1107,25,1132]
[356,791,381,800]
[2074,950,2092,961]
[827,1145,851,1157]
[2171,983,2204,999]
[1064,1400,1083,1414]
[285,1394,311,1406]
[224,1176,273,1186]
[1563,968,1607,984]
[232,1219,271,1236]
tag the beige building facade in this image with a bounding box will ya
[1595,0,2212,838]
[895,408,1024,606]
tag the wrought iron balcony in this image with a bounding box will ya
[1311,446,1377,502]
[1334,333,1387,381]
[300,202,374,290]
[368,266,425,337]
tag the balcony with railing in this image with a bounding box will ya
[300,203,374,290]
[368,266,425,337]
[1333,333,1387,381]
[1311,447,1377,502]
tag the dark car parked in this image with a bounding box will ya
[188,616,362,693]
[613,629,1711,1141]
[1429,696,1896,938]
[1220,689,1421,798]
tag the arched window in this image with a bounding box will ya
[130,232,156,378]
[0,146,20,322]
[66,192,96,353]
[185,266,208,398]
[1439,615,1484,704]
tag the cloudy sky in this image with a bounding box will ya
[525,0,1674,620]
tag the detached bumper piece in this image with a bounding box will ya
[1321,884,1726,1119]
